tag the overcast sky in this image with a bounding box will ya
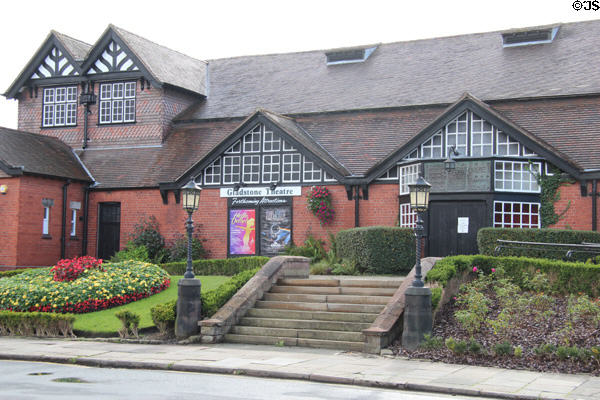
[0,0,594,128]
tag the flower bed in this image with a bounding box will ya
[0,259,170,314]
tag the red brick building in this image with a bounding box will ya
[2,22,600,266]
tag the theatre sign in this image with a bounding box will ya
[220,186,302,198]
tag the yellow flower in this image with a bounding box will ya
[22,294,26,299]
[53,304,57,308]
[35,304,39,307]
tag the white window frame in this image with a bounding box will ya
[99,81,136,124]
[445,112,468,156]
[421,131,444,159]
[42,206,50,235]
[377,165,399,181]
[204,158,221,185]
[243,125,262,153]
[262,154,280,183]
[282,140,296,151]
[399,203,417,228]
[522,147,537,156]
[70,209,77,237]
[242,155,261,183]
[303,157,322,182]
[223,155,241,184]
[470,114,494,157]
[545,163,555,176]
[403,148,419,161]
[399,163,420,195]
[324,172,337,182]
[496,131,520,156]
[494,201,540,228]
[282,153,301,183]
[494,161,541,193]
[42,86,77,127]
[225,141,241,154]
[263,128,281,152]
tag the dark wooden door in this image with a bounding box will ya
[98,202,121,260]
[428,201,488,257]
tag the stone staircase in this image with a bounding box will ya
[224,276,403,351]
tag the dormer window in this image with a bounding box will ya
[326,45,377,65]
[502,26,559,47]
[42,86,77,127]
[99,81,136,124]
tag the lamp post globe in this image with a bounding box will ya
[181,181,201,279]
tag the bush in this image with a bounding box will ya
[425,254,600,297]
[167,234,208,262]
[283,235,327,262]
[0,311,75,337]
[0,269,28,279]
[493,340,513,356]
[477,228,600,261]
[129,216,168,263]
[0,261,170,313]
[161,256,268,276]
[115,310,140,338]
[111,243,150,263]
[202,268,260,318]
[337,226,415,274]
[150,300,176,336]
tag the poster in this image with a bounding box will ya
[260,206,292,255]
[229,209,256,255]
[457,217,469,234]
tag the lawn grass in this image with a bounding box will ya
[73,275,229,336]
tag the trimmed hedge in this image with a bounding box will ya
[426,254,600,297]
[478,228,600,261]
[149,267,261,333]
[337,226,415,274]
[161,256,269,276]
[0,269,28,279]
[0,311,75,337]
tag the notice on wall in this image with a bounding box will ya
[457,217,469,234]
[260,206,292,255]
[229,209,256,255]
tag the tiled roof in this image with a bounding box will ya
[52,31,91,62]
[0,127,91,181]
[177,20,600,120]
[111,25,207,96]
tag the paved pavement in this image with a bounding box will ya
[0,337,598,400]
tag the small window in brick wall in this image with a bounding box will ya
[42,198,54,237]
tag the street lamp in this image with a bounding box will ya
[408,175,431,287]
[402,174,432,350]
[176,180,202,338]
[181,180,201,278]
[444,145,459,171]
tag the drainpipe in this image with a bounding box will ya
[81,184,90,256]
[83,102,90,149]
[593,180,597,231]
[61,180,71,259]
[354,186,360,227]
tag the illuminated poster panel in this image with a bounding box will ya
[229,209,256,255]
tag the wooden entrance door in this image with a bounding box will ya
[428,201,488,257]
[98,202,121,260]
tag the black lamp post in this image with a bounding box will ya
[408,175,431,287]
[176,180,202,338]
[181,180,201,279]
[402,174,432,350]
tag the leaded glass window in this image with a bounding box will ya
[494,201,540,228]
[421,131,443,158]
[282,153,301,182]
[471,114,493,157]
[494,161,541,192]
[445,112,468,156]
[42,86,77,127]
[223,155,241,184]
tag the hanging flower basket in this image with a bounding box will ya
[307,186,335,225]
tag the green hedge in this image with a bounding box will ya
[337,226,415,274]
[426,254,600,297]
[0,269,29,279]
[478,228,600,261]
[161,256,268,276]
[0,311,75,337]
[150,267,261,332]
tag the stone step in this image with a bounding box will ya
[263,292,391,305]
[230,325,364,342]
[246,308,379,323]
[224,334,364,352]
[239,317,371,332]
[278,278,403,288]
[254,300,385,314]
[270,285,397,296]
